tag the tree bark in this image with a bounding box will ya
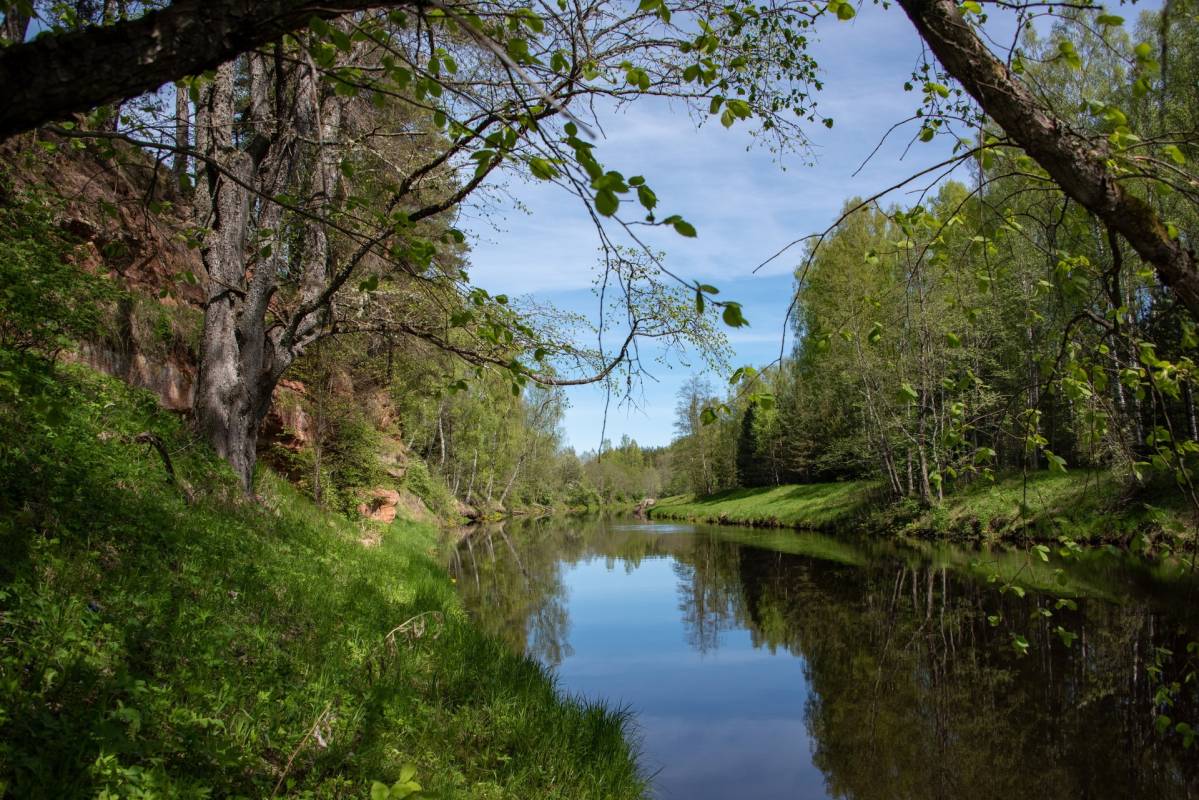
[0,0,411,139]
[898,0,1199,322]
[188,42,345,492]
[1,5,31,44]
[192,61,275,492]
[172,82,190,182]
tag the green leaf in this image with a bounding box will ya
[897,382,918,403]
[637,185,658,211]
[594,189,619,216]
[673,219,697,237]
[1163,144,1186,165]
[700,407,718,425]
[1059,41,1082,70]
[528,157,558,180]
[726,99,752,119]
[831,0,856,20]
[721,303,748,328]
[330,27,352,52]
[695,290,705,313]
[1096,13,1124,26]
[1045,450,1068,474]
[371,782,391,800]
[751,393,775,410]
[1055,626,1078,647]
[946,331,961,348]
[399,763,417,784]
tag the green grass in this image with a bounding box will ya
[0,354,644,799]
[652,470,1195,544]
[652,481,878,531]
[909,469,1195,542]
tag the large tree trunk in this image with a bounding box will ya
[189,45,342,492]
[192,61,279,491]
[897,0,1199,322]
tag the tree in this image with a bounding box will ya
[4,0,1196,326]
[0,0,410,137]
[6,0,1199,493]
[9,0,799,489]
[894,0,1199,319]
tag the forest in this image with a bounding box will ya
[1,0,1198,795]
[661,5,1199,539]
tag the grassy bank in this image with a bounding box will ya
[652,471,1195,543]
[651,481,878,531]
[0,355,643,798]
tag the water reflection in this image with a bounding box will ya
[449,515,1199,799]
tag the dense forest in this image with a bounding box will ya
[663,5,1199,528]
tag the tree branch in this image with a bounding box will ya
[897,0,1199,321]
[0,0,423,139]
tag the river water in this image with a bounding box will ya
[448,514,1199,799]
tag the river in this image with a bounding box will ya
[448,514,1199,799]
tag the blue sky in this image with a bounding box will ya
[460,3,968,451]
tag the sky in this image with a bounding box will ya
[459,3,970,451]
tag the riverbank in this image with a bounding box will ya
[0,356,643,798]
[651,471,1196,545]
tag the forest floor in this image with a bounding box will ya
[0,354,643,798]
[652,471,1197,546]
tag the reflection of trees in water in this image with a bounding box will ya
[731,547,1199,800]
[449,515,703,666]
[450,523,574,666]
[451,517,1199,798]
[673,537,748,654]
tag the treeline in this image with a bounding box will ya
[669,7,1199,509]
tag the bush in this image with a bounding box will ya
[404,457,456,518]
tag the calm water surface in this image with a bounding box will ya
[448,515,1199,799]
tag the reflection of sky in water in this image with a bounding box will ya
[605,523,696,535]
[456,517,1199,799]
[553,557,827,800]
